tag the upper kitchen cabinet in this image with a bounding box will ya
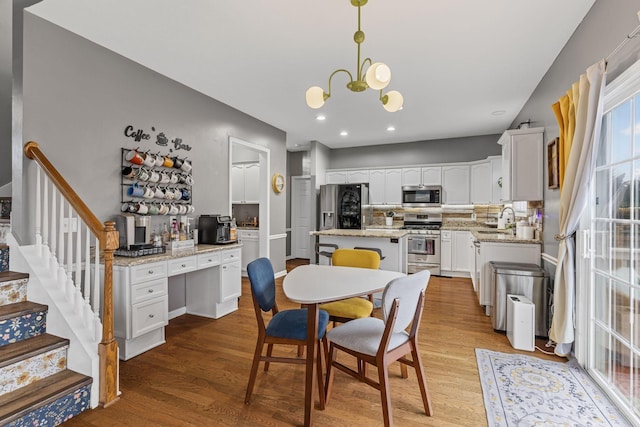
[470,156,502,204]
[442,165,470,204]
[369,168,402,205]
[326,169,370,184]
[232,162,260,204]
[498,128,544,201]
[401,166,442,186]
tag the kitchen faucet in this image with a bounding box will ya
[500,207,516,235]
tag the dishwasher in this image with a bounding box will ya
[489,261,549,338]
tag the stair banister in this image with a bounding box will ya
[24,141,120,408]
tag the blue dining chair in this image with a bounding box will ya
[324,270,433,427]
[244,257,330,407]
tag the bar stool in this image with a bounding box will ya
[316,243,338,264]
[354,246,386,261]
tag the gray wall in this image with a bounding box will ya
[0,0,11,186]
[329,134,502,169]
[19,14,287,271]
[511,0,640,260]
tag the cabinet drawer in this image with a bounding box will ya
[221,249,241,264]
[238,230,259,239]
[130,261,167,285]
[441,230,452,240]
[197,252,220,269]
[131,296,168,338]
[168,255,197,276]
[131,278,167,304]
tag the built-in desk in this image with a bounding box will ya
[111,244,242,360]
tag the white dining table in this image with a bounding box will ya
[283,264,405,426]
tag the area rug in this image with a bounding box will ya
[476,349,631,426]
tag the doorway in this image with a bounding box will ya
[229,137,269,259]
[291,176,311,259]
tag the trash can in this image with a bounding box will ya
[489,261,549,337]
[506,294,535,351]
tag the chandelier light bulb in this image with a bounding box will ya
[306,86,326,109]
[382,90,403,112]
[365,62,391,90]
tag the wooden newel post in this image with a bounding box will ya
[99,221,120,407]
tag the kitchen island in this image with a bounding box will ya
[311,228,409,273]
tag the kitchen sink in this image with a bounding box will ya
[477,230,508,234]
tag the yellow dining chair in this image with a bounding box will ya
[318,248,381,324]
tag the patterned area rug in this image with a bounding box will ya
[476,349,631,426]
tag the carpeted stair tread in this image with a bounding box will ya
[0,334,68,369]
[0,300,47,322]
[0,369,92,424]
[0,271,29,284]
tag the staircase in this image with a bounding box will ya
[0,263,92,425]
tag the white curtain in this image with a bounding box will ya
[550,60,607,356]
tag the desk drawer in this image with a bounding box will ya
[168,255,197,276]
[132,296,168,338]
[130,261,167,285]
[197,252,220,269]
[221,249,241,264]
[131,278,167,304]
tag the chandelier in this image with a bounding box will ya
[305,0,403,112]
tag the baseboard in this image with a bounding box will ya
[274,269,287,279]
[168,307,187,320]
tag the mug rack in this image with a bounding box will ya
[120,147,195,216]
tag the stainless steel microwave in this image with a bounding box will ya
[401,185,442,207]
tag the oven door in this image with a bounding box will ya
[407,235,440,260]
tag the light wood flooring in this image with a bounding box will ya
[65,259,564,426]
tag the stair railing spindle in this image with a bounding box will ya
[42,175,49,259]
[66,204,74,300]
[57,194,66,288]
[35,167,41,247]
[93,234,102,342]
[50,186,58,274]
[75,213,84,313]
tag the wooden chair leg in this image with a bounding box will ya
[245,336,265,404]
[297,344,304,357]
[378,362,393,427]
[411,344,433,416]
[400,362,408,379]
[316,340,326,410]
[324,344,337,404]
[264,343,274,372]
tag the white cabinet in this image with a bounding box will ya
[232,163,260,203]
[441,230,473,276]
[238,229,260,276]
[499,128,544,201]
[369,168,402,204]
[442,165,470,204]
[326,169,370,184]
[470,161,492,204]
[401,166,442,186]
[440,230,452,271]
[113,247,242,360]
[491,157,503,204]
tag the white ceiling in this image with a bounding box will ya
[27,0,595,151]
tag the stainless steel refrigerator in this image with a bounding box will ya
[319,183,370,230]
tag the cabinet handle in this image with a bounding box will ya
[148,314,154,318]
[148,270,154,274]
[148,289,154,293]
[181,264,186,268]
[208,259,212,262]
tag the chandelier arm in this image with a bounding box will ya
[327,68,354,95]
[359,57,373,81]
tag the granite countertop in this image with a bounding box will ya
[113,243,243,266]
[442,225,542,244]
[311,229,409,238]
[237,226,259,230]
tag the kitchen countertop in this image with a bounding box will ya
[311,229,409,239]
[442,225,542,244]
[113,243,243,266]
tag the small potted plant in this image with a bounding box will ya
[385,211,395,226]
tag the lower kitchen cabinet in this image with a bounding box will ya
[112,246,242,360]
[238,229,260,276]
[441,230,473,277]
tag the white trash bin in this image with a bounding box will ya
[506,294,535,351]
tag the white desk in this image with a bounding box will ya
[283,265,404,426]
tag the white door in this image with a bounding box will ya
[292,177,311,259]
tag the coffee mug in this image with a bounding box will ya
[165,188,175,200]
[121,202,131,212]
[173,188,182,200]
[128,203,138,213]
[169,173,179,184]
[172,157,184,169]
[159,203,169,215]
[137,168,150,181]
[160,172,170,184]
[184,175,194,186]
[125,150,144,165]
[178,204,187,215]
[168,203,179,215]
[154,154,165,167]
[127,183,144,198]
[181,188,191,201]
[180,160,192,173]
[187,205,195,214]
[154,186,165,199]
[148,204,160,215]
[122,166,136,179]
[163,156,174,168]
[136,202,149,215]
[142,152,156,167]
[143,186,155,199]
[148,170,160,183]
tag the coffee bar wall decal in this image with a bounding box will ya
[124,124,192,151]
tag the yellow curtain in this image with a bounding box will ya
[552,86,578,189]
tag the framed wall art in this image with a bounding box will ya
[547,137,559,189]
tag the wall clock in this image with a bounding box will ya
[272,173,285,194]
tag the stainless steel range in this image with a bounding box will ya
[403,213,442,276]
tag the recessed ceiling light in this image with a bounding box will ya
[340,131,348,136]
[316,115,326,121]
[492,110,506,116]
[386,126,396,131]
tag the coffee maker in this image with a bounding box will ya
[114,214,152,249]
[198,214,237,245]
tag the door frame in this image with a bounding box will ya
[229,136,270,259]
[291,175,311,259]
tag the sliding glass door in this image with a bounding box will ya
[589,62,640,421]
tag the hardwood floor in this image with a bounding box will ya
[66,259,563,426]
